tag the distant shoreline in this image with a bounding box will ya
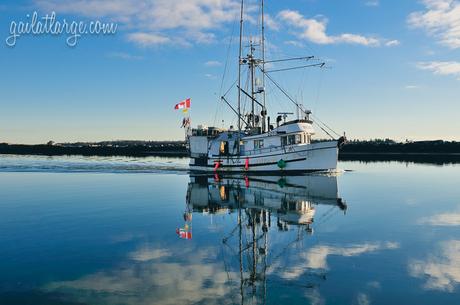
[340,152,460,156]
[1,141,460,164]
[0,143,189,158]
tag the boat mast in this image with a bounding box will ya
[261,0,266,133]
[250,42,256,129]
[247,0,265,132]
[237,0,244,140]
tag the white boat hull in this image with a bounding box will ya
[189,141,339,173]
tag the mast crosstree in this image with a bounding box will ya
[187,0,346,174]
[233,0,326,135]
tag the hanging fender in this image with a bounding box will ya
[214,161,221,171]
[245,176,250,188]
[245,158,250,170]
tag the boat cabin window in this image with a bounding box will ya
[254,139,264,149]
[289,135,300,145]
[281,136,287,146]
[220,141,229,155]
[282,134,304,146]
[295,134,301,144]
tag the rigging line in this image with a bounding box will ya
[264,62,325,74]
[238,86,264,108]
[262,231,308,271]
[311,114,341,138]
[223,239,240,258]
[317,205,336,220]
[214,11,239,127]
[222,221,241,244]
[263,56,315,64]
[222,96,249,127]
[221,244,233,284]
[240,69,251,122]
[222,79,238,98]
[266,79,285,111]
[219,17,238,96]
[316,123,335,140]
[315,119,339,138]
[315,208,340,228]
[313,67,325,114]
[313,117,335,134]
[262,69,302,111]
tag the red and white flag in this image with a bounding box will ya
[176,228,192,240]
[174,98,191,110]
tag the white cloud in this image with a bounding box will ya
[205,60,222,67]
[107,52,144,60]
[416,61,460,79]
[356,293,371,305]
[284,40,305,47]
[385,39,401,47]
[264,14,280,31]
[279,241,399,280]
[409,240,460,292]
[126,32,178,47]
[129,247,171,261]
[43,247,237,305]
[408,0,460,49]
[419,211,460,226]
[305,242,399,270]
[36,0,244,47]
[365,0,380,7]
[367,281,381,289]
[405,85,420,89]
[305,288,325,305]
[277,10,394,47]
[204,73,217,79]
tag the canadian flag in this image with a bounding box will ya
[176,228,192,240]
[174,98,191,110]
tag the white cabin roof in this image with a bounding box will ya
[275,120,315,134]
[243,120,315,140]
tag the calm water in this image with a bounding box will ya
[0,155,459,305]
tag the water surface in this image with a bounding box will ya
[0,155,459,304]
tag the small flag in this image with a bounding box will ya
[181,117,191,128]
[176,228,192,240]
[174,98,191,110]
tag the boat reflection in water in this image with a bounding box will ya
[185,174,347,303]
[187,174,346,232]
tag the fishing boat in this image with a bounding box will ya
[187,0,346,173]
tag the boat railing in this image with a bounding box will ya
[244,145,288,156]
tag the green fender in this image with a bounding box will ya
[277,159,286,169]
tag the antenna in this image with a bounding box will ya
[277,112,294,124]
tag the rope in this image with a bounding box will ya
[311,114,341,138]
[214,13,238,126]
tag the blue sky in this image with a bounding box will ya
[0,0,459,144]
